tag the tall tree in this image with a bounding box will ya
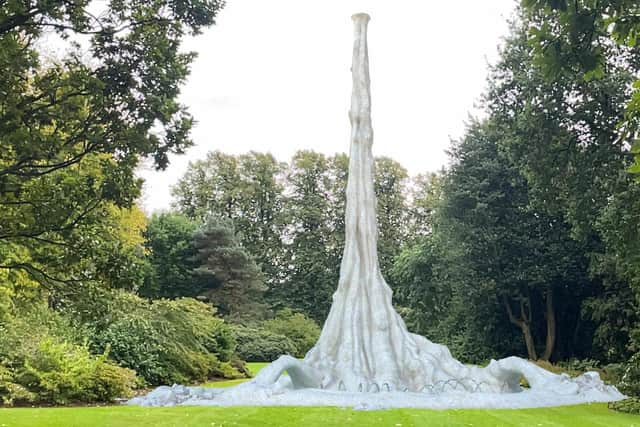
[437,119,592,361]
[0,0,225,287]
[278,151,333,322]
[374,157,409,278]
[487,17,638,361]
[193,220,267,321]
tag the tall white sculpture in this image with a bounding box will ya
[130,14,624,408]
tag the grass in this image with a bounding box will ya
[1,403,638,427]
[1,362,638,426]
[203,362,270,388]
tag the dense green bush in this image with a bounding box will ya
[232,325,297,362]
[86,291,243,385]
[619,353,640,397]
[0,303,136,405]
[609,397,640,414]
[262,309,321,358]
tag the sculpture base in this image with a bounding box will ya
[129,383,624,410]
[128,355,624,409]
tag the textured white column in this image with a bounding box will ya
[304,13,460,392]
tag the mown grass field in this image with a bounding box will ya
[1,362,638,427]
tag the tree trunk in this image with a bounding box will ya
[503,295,537,360]
[541,288,556,361]
[522,322,537,361]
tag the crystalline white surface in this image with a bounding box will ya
[129,13,625,409]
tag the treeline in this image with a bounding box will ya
[164,151,421,323]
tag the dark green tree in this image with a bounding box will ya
[487,17,638,361]
[193,220,267,321]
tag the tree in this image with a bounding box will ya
[193,220,267,321]
[278,151,333,322]
[139,213,201,299]
[487,16,638,361]
[0,0,225,287]
[405,172,443,242]
[374,157,409,278]
[436,119,592,361]
[520,0,640,171]
[172,151,286,292]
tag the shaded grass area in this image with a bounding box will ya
[1,403,638,427]
[203,362,269,388]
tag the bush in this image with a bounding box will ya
[232,325,297,362]
[18,339,136,404]
[87,291,243,385]
[262,309,320,358]
[609,397,640,414]
[0,303,136,405]
[619,352,640,396]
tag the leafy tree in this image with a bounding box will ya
[520,0,640,171]
[436,119,593,361]
[0,0,225,287]
[139,213,201,299]
[279,151,334,322]
[405,172,443,242]
[487,16,638,361]
[374,157,409,278]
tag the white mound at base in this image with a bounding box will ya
[128,355,624,409]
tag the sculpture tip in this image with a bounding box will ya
[351,13,370,22]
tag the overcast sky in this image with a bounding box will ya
[138,0,518,212]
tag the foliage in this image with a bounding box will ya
[73,290,241,386]
[0,0,225,288]
[139,213,201,298]
[18,339,136,405]
[173,151,287,291]
[193,219,268,320]
[609,397,640,415]
[262,309,321,358]
[0,301,136,405]
[390,238,449,337]
[231,325,297,362]
[374,157,409,277]
[618,353,640,397]
[521,0,640,171]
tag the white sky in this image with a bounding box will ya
[138,0,518,212]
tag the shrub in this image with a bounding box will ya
[0,303,136,405]
[619,352,640,397]
[262,309,321,358]
[609,397,640,414]
[232,325,297,362]
[19,339,136,404]
[87,291,243,385]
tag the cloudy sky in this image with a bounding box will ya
[138,0,518,212]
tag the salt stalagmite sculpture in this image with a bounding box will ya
[129,13,624,409]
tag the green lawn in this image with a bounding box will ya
[0,362,637,427]
[1,403,638,427]
[203,362,270,388]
